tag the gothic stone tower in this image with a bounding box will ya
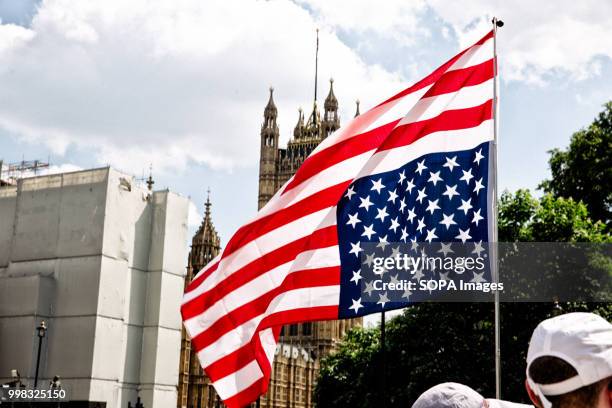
[258,79,343,210]
[258,88,280,210]
[257,81,362,359]
[177,195,222,408]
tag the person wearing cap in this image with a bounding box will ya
[411,382,532,408]
[525,312,612,408]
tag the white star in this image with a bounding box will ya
[426,199,441,215]
[387,189,399,204]
[359,195,374,211]
[415,160,427,175]
[439,271,450,281]
[345,186,356,200]
[377,292,390,308]
[377,235,389,250]
[364,252,376,267]
[455,228,472,243]
[361,224,377,240]
[346,212,361,228]
[416,217,426,233]
[406,178,416,194]
[443,155,459,172]
[473,177,485,195]
[389,217,400,233]
[425,228,438,243]
[402,288,412,300]
[349,298,364,313]
[398,170,406,185]
[350,269,362,285]
[458,199,473,215]
[407,207,417,223]
[410,237,419,252]
[400,227,409,242]
[471,271,487,284]
[438,242,454,257]
[398,198,407,213]
[474,149,485,165]
[472,241,485,256]
[389,274,400,285]
[412,267,425,281]
[442,184,460,201]
[390,246,401,258]
[439,213,457,230]
[375,206,389,222]
[364,281,375,296]
[428,171,443,186]
[416,187,427,203]
[349,242,363,257]
[471,208,484,226]
[371,178,384,194]
[460,168,474,185]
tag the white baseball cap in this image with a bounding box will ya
[526,312,612,408]
[411,382,532,408]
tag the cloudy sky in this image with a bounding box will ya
[1,0,611,241]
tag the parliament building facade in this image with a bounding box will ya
[177,82,361,408]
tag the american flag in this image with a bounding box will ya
[181,29,496,407]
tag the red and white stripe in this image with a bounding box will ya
[181,30,496,407]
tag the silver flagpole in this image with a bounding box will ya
[491,16,504,400]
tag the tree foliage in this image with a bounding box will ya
[499,189,610,242]
[540,102,612,227]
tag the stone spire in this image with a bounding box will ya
[204,188,212,221]
[189,189,221,272]
[259,87,280,209]
[264,87,278,126]
[322,78,340,138]
[294,108,304,139]
[324,78,338,112]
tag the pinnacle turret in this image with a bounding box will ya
[322,78,340,138]
[264,87,277,120]
[189,189,221,271]
[294,108,304,139]
[324,78,338,111]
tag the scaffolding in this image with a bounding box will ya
[0,159,50,186]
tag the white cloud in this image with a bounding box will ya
[2,0,609,178]
[300,0,612,85]
[296,0,430,44]
[0,0,403,174]
[188,200,203,229]
[426,0,612,84]
[43,163,83,175]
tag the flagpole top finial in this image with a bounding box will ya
[492,17,504,27]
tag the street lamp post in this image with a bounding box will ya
[34,320,47,388]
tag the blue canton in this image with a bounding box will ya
[337,141,491,318]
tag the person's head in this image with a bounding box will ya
[412,383,485,408]
[411,382,532,408]
[525,312,612,408]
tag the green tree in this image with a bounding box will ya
[499,189,609,242]
[540,102,612,226]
